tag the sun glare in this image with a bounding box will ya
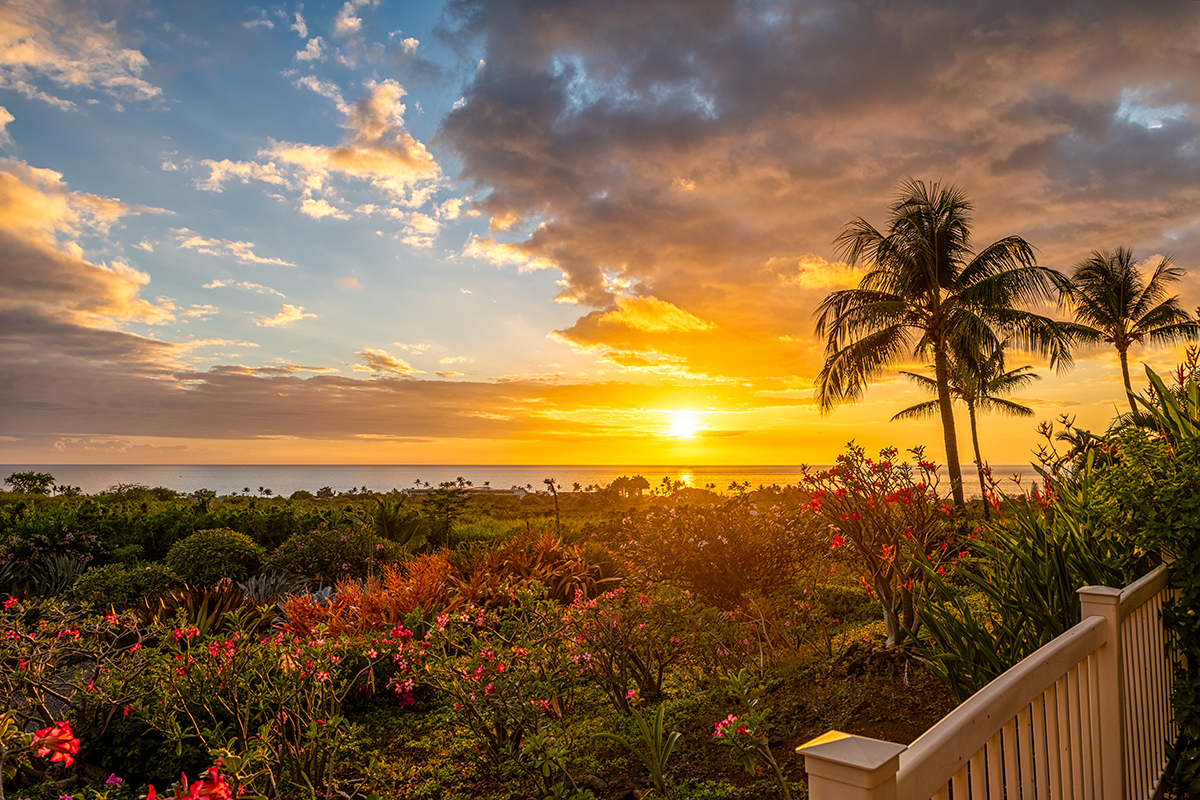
[668,410,702,438]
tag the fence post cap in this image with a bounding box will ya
[1077,585,1121,598]
[798,731,907,787]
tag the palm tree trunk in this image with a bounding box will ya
[933,346,967,516]
[967,401,989,521]
[1119,347,1137,414]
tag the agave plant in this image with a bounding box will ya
[137,578,274,636]
[27,555,90,599]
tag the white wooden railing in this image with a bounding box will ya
[798,564,1177,800]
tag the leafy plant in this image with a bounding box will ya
[801,443,957,646]
[563,583,712,712]
[611,495,816,610]
[267,523,404,581]
[351,494,431,551]
[135,580,273,637]
[165,528,266,586]
[918,451,1140,700]
[3,472,55,495]
[71,563,182,609]
[594,705,680,798]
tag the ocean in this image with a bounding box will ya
[1,464,1044,499]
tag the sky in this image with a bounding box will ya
[3,0,1200,468]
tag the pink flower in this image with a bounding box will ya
[713,714,738,738]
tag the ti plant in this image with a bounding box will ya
[594,704,680,799]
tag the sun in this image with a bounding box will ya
[667,410,703,439]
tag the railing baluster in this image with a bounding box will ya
[1002,719,1019,800]
[986,731,1003,799]
[1078,653,1096,800]
[1018,705,1034,800]
[1067,664,1084,800]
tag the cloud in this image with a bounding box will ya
[439,356,471,364]
[254,304,316,327]
[436,371,463,377]
[0,158,175,329]
[340,277,360,288]
[196,159,287,192]
[355,347,422,376]
[296,37,326,62]
[333,0,371,39]
[175,228,296,266]
[438,0,1200,387]
[199,81,441,215]
[598,296,715,333]
[181,304,219,320]
[0,0,162,107]
[202,279,285,297]
[391,342,431,354]
[244,18,274,31]
[292,11,308,38]
[0,106,12,145]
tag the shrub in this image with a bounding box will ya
[165,528,266,586]
[267,524,406,581]
[800,443,956,646]
[610,496,817,610]
[71,562,183,608]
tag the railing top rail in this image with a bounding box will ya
[896,615,1106,800]
[1116,562,1171,619]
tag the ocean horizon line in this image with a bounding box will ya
[3,463,1043,499]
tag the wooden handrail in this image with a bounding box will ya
[896,616,1106,800]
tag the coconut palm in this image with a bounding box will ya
[1068,247,1198,414]
[892,345,1041,519]
[815,178,1076,513]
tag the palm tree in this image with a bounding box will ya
[816,178,1076,513]
[1068,247,1197,414]
[891,345,1040,519]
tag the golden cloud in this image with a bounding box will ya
[175,228,296,266]
[355,347,423,376]
[254,304,316,327]
[598,295,716,333]
[0,0,162,107]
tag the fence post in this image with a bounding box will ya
[1078,584,1123,800]
[797,731,907,800]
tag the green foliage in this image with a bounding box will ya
[594,705,680,798]
[1086,411,1200,793]
[136,614,422,798]
[26,554,91,599]
[563,583,716,712]
[0,522,106,584]
[165,528,266,586]
[919,454,1141,701]
[352,494,431,551]
[802,443,957,646]
[4,471,55,495]
[267,524,406,581]
[611,495,818,610]
[422,590,577,768]
[421,485,471,548]
[71,562,183,608]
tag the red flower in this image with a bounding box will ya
[32,721,80,767]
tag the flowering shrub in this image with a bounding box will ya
[422,589,576,767]
[0,599,152,793]
[0,717,83,799]
[562,583,713,712]
[0,526,105,581]
[136,614,424,797]
[267,523,406,581]
[164,529,265,587]
[801,443,956,646]
[609,496,819,609]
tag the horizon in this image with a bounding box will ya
[3,1,1199,467]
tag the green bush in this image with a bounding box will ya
[267,524,406,581]
[71,562,183,608]
[166,528,266,586]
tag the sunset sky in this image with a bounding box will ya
[4,0,1200,467]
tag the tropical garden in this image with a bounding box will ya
[2,178,1200,800]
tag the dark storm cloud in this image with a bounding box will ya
[439,0,1200,376]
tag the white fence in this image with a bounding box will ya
[798,564,1177,800]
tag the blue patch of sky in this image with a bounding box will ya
[1116,87,1190,129]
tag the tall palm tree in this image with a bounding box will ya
[1068,247,1198,414]
[815,178,1076,514]
[891,345,1041,519]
